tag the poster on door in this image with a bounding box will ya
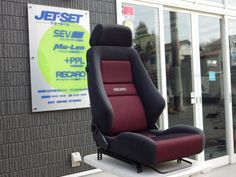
[28,4,90,112]
[122,5,134,32]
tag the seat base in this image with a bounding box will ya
[152,159,192,174]
[97,148,143,173]
[96,149,192,174]
[84,153,211,177]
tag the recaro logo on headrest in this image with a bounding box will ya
[113,88,128,92]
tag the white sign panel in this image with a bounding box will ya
[28,4,90,112]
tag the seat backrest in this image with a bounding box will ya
[87,24,165,135]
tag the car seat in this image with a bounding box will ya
[86,24,205,173]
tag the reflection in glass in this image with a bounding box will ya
[228,0,236,7]
[229,20,236,153]
[164,11,193,127]
[199,16,226,160]
[122,4,160,88]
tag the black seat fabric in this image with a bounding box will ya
[86,24,205,167]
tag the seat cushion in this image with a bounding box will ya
[141,132,203,163]
[106,125,205,165]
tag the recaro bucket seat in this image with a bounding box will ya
[86,24,205,173]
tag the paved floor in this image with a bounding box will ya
[85,164,236,177]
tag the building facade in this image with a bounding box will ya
[1,0,236,177]
[0,0,116,177]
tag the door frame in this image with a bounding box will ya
[224,16,236,164]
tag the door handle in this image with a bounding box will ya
[191,92,195,104]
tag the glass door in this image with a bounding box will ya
[164,10,195,127]
[121,4,160,88]
[116,0,233,166]
[117,1,167,128]
[229,19,236,157]
[198,15,227,160]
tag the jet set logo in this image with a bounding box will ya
[35,10,83,24]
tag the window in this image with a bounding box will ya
[199,16,226,160]
[164,10,194,127]
[122,4,161,88]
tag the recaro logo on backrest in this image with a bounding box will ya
[113,88,128,92]
[35,10,83,23]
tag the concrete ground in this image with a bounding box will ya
[85,164,236,177]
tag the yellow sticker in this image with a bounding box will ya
[123,20,134,32]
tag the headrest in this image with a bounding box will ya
[90,24,132,47]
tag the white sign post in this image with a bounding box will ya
[28,4,90,112]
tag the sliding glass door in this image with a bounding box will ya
[164,10,194,127]
[198,15,226,160]
[120,3,161,89]
[117,0,229,164]
[229,19,236,156]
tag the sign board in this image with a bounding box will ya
[123,5,134,16]
[28,4,90,112]
[209,71,216,81]
[122,5,135,32]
